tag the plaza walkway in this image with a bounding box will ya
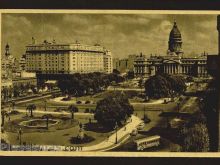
[13,108,94,117]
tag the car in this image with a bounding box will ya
[130,129,138,136]
[137,122,145,130]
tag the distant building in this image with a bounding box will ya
[25,39,113,74]
[1,44,38,102]
[134,21,208,77]
[1,43,15,79]
[113,54,136,73]
[12,77,37,88]
[19,54,26,71]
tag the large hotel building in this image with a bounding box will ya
[25,39,113,74]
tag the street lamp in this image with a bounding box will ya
[114,122,118,144]
[177,102,180,113]
[18,128,23,145]
[143,106,146,121]
[75,90,78,102]
[44,99,47,111]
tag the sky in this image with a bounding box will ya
[1,13,218,59]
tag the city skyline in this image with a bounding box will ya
[1,13,218,59]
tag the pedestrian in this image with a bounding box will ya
[124,126,126,131]
[106,135,109,141]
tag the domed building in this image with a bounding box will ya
[134,21,208,77]
[168,21,183,56]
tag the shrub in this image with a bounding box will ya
[84,108,90,113]
[90,109,95,113]
[62,97,71,101]
[70,134,95,144]
[85,100,90,104]
[76,101,82,104]
[9,110,20,115]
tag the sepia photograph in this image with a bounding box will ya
[1,10,220,156]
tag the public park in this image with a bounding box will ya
[1,71,213,152]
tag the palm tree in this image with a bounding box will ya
[26,104,36,117]
[1,109,8,126]
[68,105,78,120]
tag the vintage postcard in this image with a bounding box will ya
[1,10,220,157]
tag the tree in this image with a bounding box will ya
[144,73,186,99]
[68,105,78,120]
[180,123,209,152]
[113,69,120,75]
[145,74,171,98]
[13,86,20,97]
[26,104,36,117]
[127,71,134,79]
[1,109,8,127]
[95,93,134,129]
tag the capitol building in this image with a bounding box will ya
[134,21,208,77]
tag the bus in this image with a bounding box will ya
[134,135,160,151]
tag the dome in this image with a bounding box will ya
[168,21,183,56]
[169,21,181,39]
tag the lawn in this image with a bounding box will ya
[3,112,113,147]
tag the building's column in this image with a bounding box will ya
[170,64,172,74]
[171,64,173,74]
[175,64,177,74]
[168,64,170,74]
[201,66,204,76]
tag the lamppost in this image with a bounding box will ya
[44,99,47,111]
[115,122,118,144]
[75,90,78,102]
[18,128,22,145]
[177,102,180,113]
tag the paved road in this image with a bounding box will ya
[107,86,143,91]
[82,115,142,151]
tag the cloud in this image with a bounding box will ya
[62,14,90,25]
[195,20,216,29]
[3,14,32,29]
[1,13,218,59]
[103,15,150,25]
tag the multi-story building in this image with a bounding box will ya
[113,54,136,73]
[25,39,113,74]
[134,21,208,77]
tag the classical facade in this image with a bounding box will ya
[25,39,113,74]
[134,21,208,77]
